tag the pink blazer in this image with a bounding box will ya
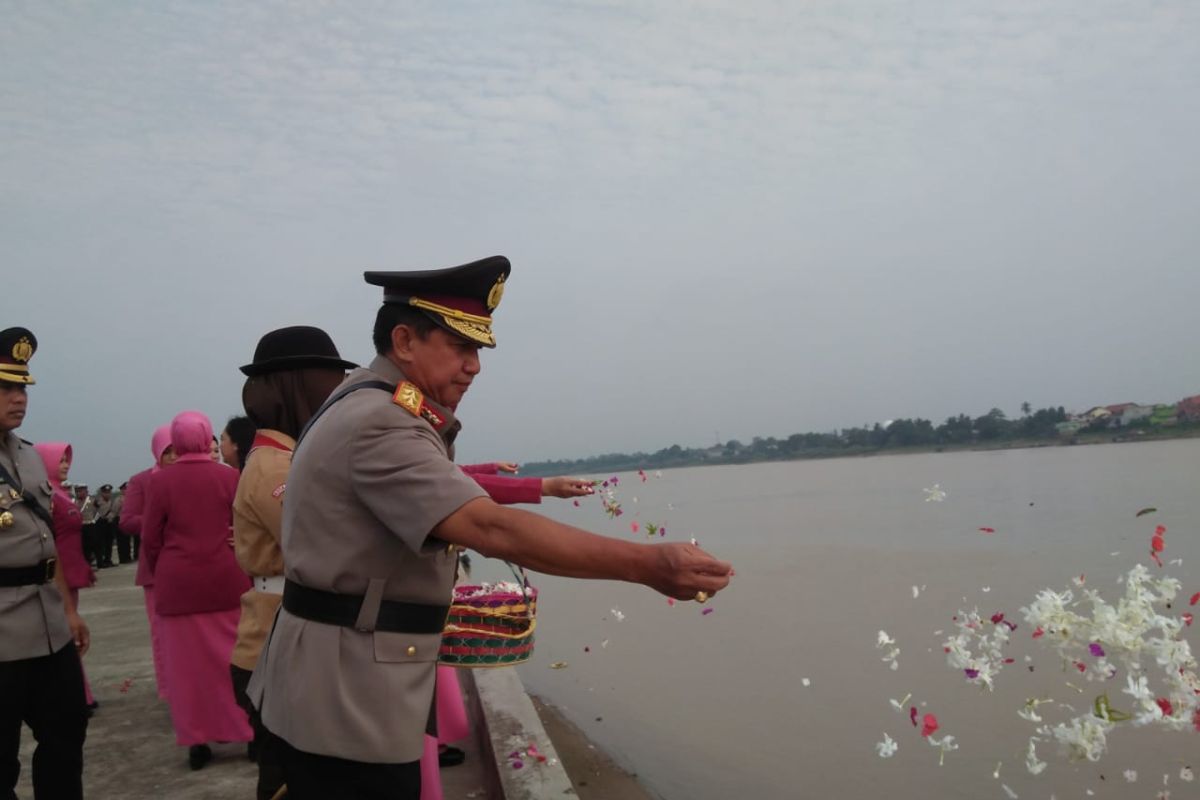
[50,488,96,589]
[120,467,155,587]
[142,454,249,616]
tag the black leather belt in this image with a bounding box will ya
[282,580,449,634]
[0,558,57,588]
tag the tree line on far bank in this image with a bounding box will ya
[519,404,1196,477]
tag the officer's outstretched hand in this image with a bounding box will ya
[645,542,733,602]
[541,477,594,499]
[68,612,90,656]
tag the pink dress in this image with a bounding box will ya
[121,423,174,702]
[32,442,96,705]
[419,464,540,799]
[143,445,252,747]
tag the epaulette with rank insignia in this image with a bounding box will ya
[392,381,447,432]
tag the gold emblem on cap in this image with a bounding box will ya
[486,275,506,311]
[12,337,33,364]
[0,511,14,529]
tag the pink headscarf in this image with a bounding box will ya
[170,411,214,456]
[150,424,172,470]
[33,442,72,490]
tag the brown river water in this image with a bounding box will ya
[470,438,1200,799]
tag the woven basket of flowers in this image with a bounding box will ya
[439,567,537,668]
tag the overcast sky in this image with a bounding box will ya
[4,0,1199,486]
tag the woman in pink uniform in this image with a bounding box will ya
[32,441,97,710]
[142,411,252,770]
[118,424,174,701]
[419,462,591,800]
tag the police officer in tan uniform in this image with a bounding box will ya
[248,258,733,799]
[0,328,91,800]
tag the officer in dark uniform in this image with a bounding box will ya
[0,327,91,800]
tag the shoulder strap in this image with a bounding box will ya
[296,380,396,448]
[0,461,55,531]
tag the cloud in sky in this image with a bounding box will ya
[3,0,1199,483]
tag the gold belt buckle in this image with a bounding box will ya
[43,558,56,583]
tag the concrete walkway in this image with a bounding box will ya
[17,563,653,799]
[16,563,489,799]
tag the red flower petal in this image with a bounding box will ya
[1032,627,1045,639]
[1157,697,1174,717]
[920,713,939,738]
[978,527,996,533]
[910,707,918,727]
[1190,592,1200,606]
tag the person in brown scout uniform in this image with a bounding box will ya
[0,328,91,800]
[248,257,734,800]
[231,326,356,800]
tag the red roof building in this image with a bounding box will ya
[1178,395,1200,422]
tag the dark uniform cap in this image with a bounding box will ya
[0,327,37,385]
[99,484,113,492]
[240,326,359,377]
[364,256,511,348]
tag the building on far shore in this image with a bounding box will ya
[1178,395,1200,423]
[1115,404,1155,427]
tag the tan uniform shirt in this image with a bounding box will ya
[230,429,292,671]
[249,356,486,763]
[95,494,116,522]
[0,432,71,661]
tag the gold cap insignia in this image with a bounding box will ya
[486,274,506,311]
[12,337,33,363]
[0,511,13,529]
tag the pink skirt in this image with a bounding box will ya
[436,666,470,744]
[420,666,472,800]
[420,735,442,800]
[157,609,253,747]
[143,587,169,701]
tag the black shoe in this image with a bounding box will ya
[438,745,466,768]
[188,744,213,771]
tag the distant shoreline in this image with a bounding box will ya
[520,426,1200,477]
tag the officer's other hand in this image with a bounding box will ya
[68,612,90,656]
[541,477,595,499]
[645,542,733,601]
[496,461,520,473]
